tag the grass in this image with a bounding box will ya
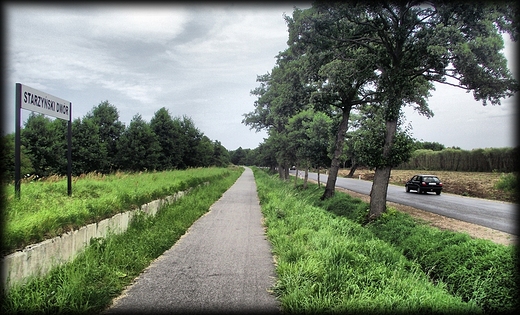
[1,167,243,314]
[254,168,484,314]
[2,167,238,255]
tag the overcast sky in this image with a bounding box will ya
[3,3,517,151]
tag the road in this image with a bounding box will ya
[292,170,517,235]
[104,167,280,314]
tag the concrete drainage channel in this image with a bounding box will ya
[1,186,197,291]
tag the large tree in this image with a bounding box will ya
[116,114,161,172]
[150,107,182,171]
[84,101,125,173]
[285,7,380,199]
[21,113,66,177]
[243,48,313,179]
[71,117,107,175]
[300,1,517,218]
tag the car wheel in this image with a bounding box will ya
[406,186,410,193]
[436,191,441,195]
[416,187,421,194]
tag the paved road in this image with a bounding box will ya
[104,167,280,314]
[293,170,517,235]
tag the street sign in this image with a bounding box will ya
[15,83,73,198]
[19,84,71,121]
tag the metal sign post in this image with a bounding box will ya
[15,83,73,198]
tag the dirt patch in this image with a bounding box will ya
[307,175,516,246]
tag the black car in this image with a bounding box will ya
[405,174,443,195]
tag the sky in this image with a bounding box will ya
[3,3,517,151]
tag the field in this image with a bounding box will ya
[338,169,516,202]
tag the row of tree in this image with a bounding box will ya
[243,2,518,219]
[2,101,230,181]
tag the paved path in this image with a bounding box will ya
[104,167,280,314]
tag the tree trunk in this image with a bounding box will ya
[277,163,284,179]
[368,165,392,220]
[303,168,308,189]
[346,162,358,178]
[294,167,298,187]
[368,118,398,219]
[321,106,352,200]
[317,167,321,187]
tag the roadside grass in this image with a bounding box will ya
[1,167,243,314]
[253,168,482,314]
[315,190,518,313]
[2,167,237,255]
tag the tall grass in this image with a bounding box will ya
[2,167,236,255]
[253,168,480,314]
[293,172,518,313]
[1,167,243,314]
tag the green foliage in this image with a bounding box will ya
[8,100,229,180]
[2,168,236,255]
[116,114,161,172]
[253,168,480,313]
[149,107,183,170]
[1,168,243,314]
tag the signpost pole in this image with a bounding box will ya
[67,103,72,196]
[14,83,21,199]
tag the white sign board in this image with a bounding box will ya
[19,84,71,121]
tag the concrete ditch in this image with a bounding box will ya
[1,190,190,291]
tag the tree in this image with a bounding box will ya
[1,133,34,182]
[285,7,380,199]
[116,114,161,172]
[195,135,214,167]
[212,140,230,167]
[150,107,182,171]
[243,47,313,179]
[84,101,125,173]
[306,1,518,218]
[179,115,204,168]
[287,109,333,188]
[71,117,107,175]
[21,113,64,177]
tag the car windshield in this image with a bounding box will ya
[423,176,440,183]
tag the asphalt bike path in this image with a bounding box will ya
[104,167,280,314]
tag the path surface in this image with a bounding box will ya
[104,167,280,314]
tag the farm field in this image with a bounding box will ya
[338,169,516,203]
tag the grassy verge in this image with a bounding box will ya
[253,168,481,314]
[2,167,237,255]
[317,192,518,313]
[1,167,243,314]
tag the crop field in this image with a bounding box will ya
[339,169,517,202]
[2,167,240,256]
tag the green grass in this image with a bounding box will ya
[2,167,237,255]
[253,168,482,314]
[1,167,243,314]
